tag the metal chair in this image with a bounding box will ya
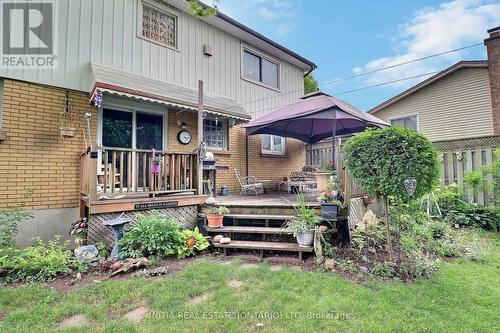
[234,169,264,195]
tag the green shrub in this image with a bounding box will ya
[399,251,438,280]
[96,241,110,258]
[177,227,209,259]
[351,224,386,257]
[119,213,185,259]
[0,209,32,248]
[371,261,397,278]
[0,237,75,282]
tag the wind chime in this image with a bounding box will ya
[59,91,77,139]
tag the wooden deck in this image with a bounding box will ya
[214,193,321,207]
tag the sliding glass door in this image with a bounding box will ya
[101,108,164,191]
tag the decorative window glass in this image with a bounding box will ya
[204,117,228,150]
[262,134,285,155]
[142,3,176,47]
[243,49,279,89]
[390,115,418,131]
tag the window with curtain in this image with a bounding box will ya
[262,134,285,155]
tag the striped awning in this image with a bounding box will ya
[89,63,250,122]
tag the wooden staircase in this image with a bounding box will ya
[201,213,314,261]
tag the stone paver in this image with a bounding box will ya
[188,293,209,305]
[228,279,243,288]
[124,306,149,323]
[241,263,258,269]
[270,265,283,271]
[58,314,87,329]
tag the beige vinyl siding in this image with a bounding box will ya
[373,68,494,141]
[0,0,305,118]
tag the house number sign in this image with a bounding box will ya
[134,201,178,210]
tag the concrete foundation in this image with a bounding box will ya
[15,207,79,248]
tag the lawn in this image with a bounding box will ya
[0,232,499,333]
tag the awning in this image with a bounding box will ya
[89,62,250,122]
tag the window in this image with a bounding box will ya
[141,2,177,48]
[242,49,279,89]
[204,117,228,150]
[390,115,418,131]
[262,134,285,155]
[102,108,164,150]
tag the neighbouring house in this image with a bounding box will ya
[0,0,316,246]
[368,27,500,205]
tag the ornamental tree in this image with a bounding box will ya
[343,126,439,258]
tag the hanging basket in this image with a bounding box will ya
[59,126,76,139]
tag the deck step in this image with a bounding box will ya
[206,226,290,234]
[212,240,313,252]
[201,213,294,220]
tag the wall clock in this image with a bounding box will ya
[177,130,192,145]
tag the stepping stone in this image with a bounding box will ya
[188,293,209,305]
[241,263,258,269]
[58,314,87,329]
[228,279,243,288]
[124,306,149,323]
[270,265,282,271]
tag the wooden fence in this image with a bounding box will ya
[439,147,496,205]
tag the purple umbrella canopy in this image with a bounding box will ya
[245,91,389,144]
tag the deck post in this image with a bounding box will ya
[88,149,98,201]
[197,80,204,194]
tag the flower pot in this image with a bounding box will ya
[59,126,76,139]
[321,203,338,220]
[314,172,330,192]
[296,230,314,247]
[74,234,87,246]
[207,214,224,228]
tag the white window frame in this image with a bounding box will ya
[97,103,168,192]
[241,45,281,91]
[137,0,179,51]
[388,113,420,132]
[261,134,286,155]
[203,116,228,151]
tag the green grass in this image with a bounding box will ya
[1,232,499,333]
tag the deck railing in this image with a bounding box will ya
[80,147,198,199]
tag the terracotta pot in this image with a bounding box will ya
[314,172,331,192]
[207,214,224,228]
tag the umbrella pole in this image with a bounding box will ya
[332,108,337,167]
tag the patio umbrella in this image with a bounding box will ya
[245,91,388,143]
[244,91,389,163]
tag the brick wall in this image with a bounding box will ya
[0,80,98,211]
[0,79,305,210]
[485,27,500,135]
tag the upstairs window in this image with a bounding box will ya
[390,115,418,131]
[262,134,285,155]
[204,117,228,150]
[243,49,279,89]
[141,2,177,48]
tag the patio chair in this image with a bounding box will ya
[234,169,264,196]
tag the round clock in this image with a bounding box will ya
[177,130,192,145]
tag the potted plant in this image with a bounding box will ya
[318,191,341,219]
[284,194,322,247]
[69,217,88,246]
[314,160,334,192]
[205,206,230,228]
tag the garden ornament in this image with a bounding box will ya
[403,178,417,198]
